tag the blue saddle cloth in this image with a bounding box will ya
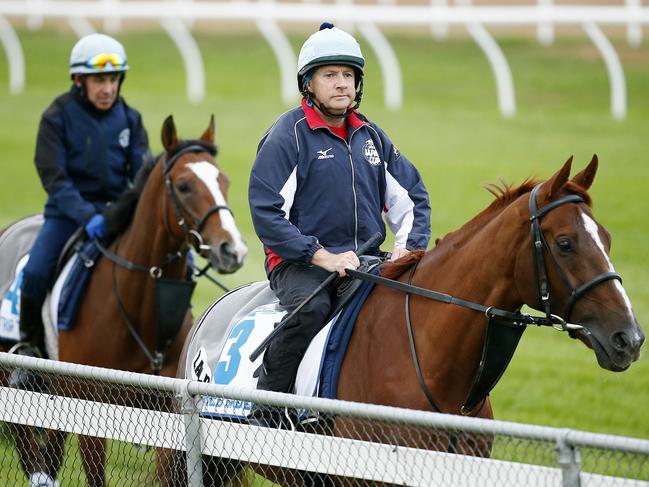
[58,240,101,331]
[319,266,379,399]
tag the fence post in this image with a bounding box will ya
[555,429,581,487]
[179,385,204,487]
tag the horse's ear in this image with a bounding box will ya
[539,156,573,201]
[161,115,178,151]
[571,154,598,190]
[200,115,215,144]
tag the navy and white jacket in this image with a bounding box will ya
[249,99,431,274]
[35,84,150,224]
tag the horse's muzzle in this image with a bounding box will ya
[209,240,246,274]
[585,321,644,372]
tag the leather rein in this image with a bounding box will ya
[95,143,232,374]
[347,183,621,415]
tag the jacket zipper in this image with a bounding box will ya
[325,125,362,252]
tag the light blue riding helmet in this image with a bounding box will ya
[69,33,129,76]
[297,23,365,92]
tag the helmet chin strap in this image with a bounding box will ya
[302,78,364,119]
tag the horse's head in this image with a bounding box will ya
[160,115,247,274]
[514,155,644,371]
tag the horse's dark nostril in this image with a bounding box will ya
[611,331,629,351]
[220,242,237,259]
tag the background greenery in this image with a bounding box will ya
[0,24,647,450]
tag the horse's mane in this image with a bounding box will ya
[380,178,591,279]
[103,157,157,242]
[381,249,426,279]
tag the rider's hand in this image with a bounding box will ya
[85,214,106,240]
[390,246,410,261]
[311,248,360,276]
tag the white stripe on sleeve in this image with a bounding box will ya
[279,166,298,220]
[385,165,415,248]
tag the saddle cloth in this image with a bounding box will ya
[184,267,378,422]
[0,216,44,343]
[0,216,98,360]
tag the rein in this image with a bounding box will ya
[347,183,622,415]
[94,143,230,374]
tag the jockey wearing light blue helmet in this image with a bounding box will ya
[297,22,365,118]
[69,33,129,77]
[9,33,149,382]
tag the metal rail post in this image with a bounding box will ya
[179,386,204,487]
[556,429,581,487]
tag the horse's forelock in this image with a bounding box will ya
[167,139,218,160]
[564,181,592,206]
[380,249,426,280]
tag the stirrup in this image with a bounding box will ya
[7,341,43,358]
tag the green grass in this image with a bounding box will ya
[1,27,648,482]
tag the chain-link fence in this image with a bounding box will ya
[1,352,647,487]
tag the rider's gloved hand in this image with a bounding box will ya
[85,214,106,240]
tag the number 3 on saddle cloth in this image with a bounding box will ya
[185,258,381,423]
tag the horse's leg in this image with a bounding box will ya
[157,311,193,487]
[78,435,106,487]
[9,424,49,477]
[157,447,187,487]
[9,425,66,484]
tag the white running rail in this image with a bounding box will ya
[0,1,647,118]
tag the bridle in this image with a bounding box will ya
[95,142,233,373]
[528,183,621,329]
[162,143,233,257]
[347,182,623,416]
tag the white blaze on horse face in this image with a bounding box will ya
[187,162,248,262]
[580,210,635,319]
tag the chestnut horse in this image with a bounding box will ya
[334,155,644,454]
[193,156,643,486]
[1,115,248,486]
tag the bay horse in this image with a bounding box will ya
[1,115,248,486]
[188,156,643,486]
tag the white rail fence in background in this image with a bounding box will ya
[0,1,648,119]
[1,352,648,486]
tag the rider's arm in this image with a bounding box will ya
[248,122,322,263]
[34,106,96,225]
[376,126,431,251]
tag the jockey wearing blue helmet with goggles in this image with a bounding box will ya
[297,22,365,118]
[9,33,149,386]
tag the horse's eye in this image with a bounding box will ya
[176,181,191,194]
[556,237,573,253]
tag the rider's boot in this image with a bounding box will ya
[9,294,47,392]
[247,364,291,429]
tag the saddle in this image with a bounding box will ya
[0,216,99,350]
[183,256,382,421]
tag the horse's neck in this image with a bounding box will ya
[426,205,526,309]
[410,205,528,408]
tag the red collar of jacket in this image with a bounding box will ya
[301,98,367,131]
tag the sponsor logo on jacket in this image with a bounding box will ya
[317,148,334,160]
[119,128,130,148]
[362,139,381,166]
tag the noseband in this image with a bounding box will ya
[528,184,621,329]
[163,143,233,254]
